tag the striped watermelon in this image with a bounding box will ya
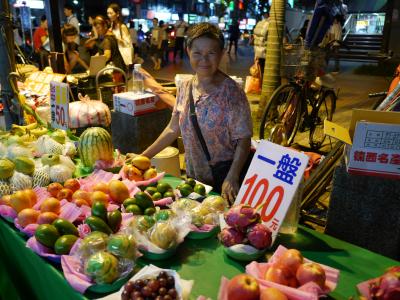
[78,127,114,168]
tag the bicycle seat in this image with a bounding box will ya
[314,73,336,89]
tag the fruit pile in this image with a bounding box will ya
[121,271,178,300]
[85,202,122,234]
[176,178,206,197]
[143,182,175,201]
[265,249,326,289]
[123,155,157,182]
[227,274,288,300]
[219,205,272,250]
[367,266,400,300]
[35,218,78,254]
[123,191,156,216]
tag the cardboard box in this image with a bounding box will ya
[113,92,157,116]
[324,109,400,179]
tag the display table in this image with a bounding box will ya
[0,175,398,300]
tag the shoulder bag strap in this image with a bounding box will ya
[188,79,212,163]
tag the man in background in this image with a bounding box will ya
[253,12,270,79]
[173,13,188,62]
[64,3,80,44]
[33,15,49,69]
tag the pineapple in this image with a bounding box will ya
[0,179,11,197]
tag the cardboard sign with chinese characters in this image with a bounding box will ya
[50,81,69,130]
[348,122,400,179]
[234,141,309,243]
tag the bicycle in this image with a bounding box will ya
[259,43,337,150]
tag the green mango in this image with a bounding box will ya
[85,216,113,234]
[52,218,79,236]
[54,235,78,255]
[134,192,154,210]
[144,207,156,216]
[123,198,137,208]
[156,182,172,194]
[91,202,108,222]
[125,204,142,215]
[107,210,122,233]
[35,224,60,248]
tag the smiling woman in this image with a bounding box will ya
[139,23,253,204]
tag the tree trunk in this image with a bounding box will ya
[257,0,286,118]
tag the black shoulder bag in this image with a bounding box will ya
[188,80,253,193]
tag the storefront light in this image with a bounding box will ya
[14,0,44,9]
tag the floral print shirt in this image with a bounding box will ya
[173,77,252,185]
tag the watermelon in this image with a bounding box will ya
[78,127,114,168]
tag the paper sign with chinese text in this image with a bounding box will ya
[50,81,69,130]
[348,122,400,179]
[234,141,309,243]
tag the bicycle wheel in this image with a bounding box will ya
[309,89,336,149]
[259,83,303,145]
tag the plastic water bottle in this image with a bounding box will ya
[132,64,144,94]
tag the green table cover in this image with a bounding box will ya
[0,175,398,300]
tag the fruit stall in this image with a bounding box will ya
[0,119,399,300]
[0,69,398,300]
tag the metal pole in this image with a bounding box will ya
[44,0,63,53]
[0,0,19,128]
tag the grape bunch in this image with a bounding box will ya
[121,271,178,300]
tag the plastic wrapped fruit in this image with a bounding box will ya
[106,234,137,259]
[150,222,178,250]
[79,231,109,257]
[85,251,119,284]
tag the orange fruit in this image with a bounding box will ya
[57,188,73,201]
[90,191,109,207]
[63,178,81,192]
[73,198,90,207]
[92,182,110,194]
[47,182,63,197]
[37,212,59,224]
[18,208,40,227]
[10,191,32,213]
[23,189,38,207]
[0,195,11,206]
[40,197,61,214]
[108,180,130,204]
[72,190,92,205]
[124,165,144,181]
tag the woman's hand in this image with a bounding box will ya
[221,174,240,205]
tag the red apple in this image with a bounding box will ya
[296,262,326,288]
[277,249,304,275]
[264,264,295,287]
[63,178,80,192]
[227,274,260,300]
[260,287,288,300]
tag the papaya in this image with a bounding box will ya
[52,218,79,236]
[85,216,112,234]
[0,159,15,179]
[35,224,60,248]
[14,156,35,175]
[54,235,78,255]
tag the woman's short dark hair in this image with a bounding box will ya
[186,22,224,50]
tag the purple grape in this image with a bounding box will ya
[166,276,175,288]
[158,287,167,295]
[158,278,167,288]
[167,289,177,299]
[141,286,152,297]
[121,289,130,300]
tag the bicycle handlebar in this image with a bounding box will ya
[368,92,387,98]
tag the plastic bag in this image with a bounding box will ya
[244,75,261,94]
[69,94,111,129]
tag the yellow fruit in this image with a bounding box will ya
[73,198,90,207]
[40,197,61,214]
[131,155,151,170]
[18,208,40,227]
[108,180,130,204]
[10,190,32,212]
[143,168,157,180]
[0,195,11,206]
[23,189,37,207]
[72,190,92,204]
[123,165,143,181]
[90,191,109,207]
[92,182,110,194]
[37,212,59,224]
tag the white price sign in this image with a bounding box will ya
[234,141,309,242]
[50,81,69,130]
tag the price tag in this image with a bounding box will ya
[234,141,309,243]
[50,81,69,130]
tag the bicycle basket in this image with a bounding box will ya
[282,44,326,81]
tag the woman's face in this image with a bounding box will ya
[188,37,223,77]
[107,8,118,22]
[95,24,107,36]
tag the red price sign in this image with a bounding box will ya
[234,141,309,242]
[50,81,69,130]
